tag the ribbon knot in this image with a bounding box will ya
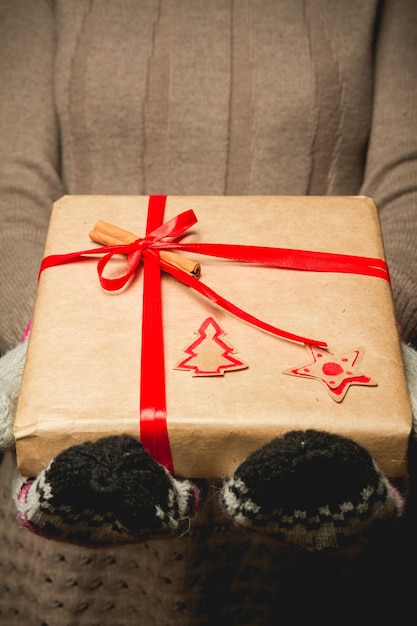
[40,207,199,292]
[95,209,199,292]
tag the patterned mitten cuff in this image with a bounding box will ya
[14,435,204,546]
[220,430,404,552]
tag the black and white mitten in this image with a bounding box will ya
[220,429,404,551]
[0,339,203,546]
[220,343,417,551]
[13,434,203,546]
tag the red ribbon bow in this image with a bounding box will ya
[39,195,390,472]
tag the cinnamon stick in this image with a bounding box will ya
[89,220,201,278]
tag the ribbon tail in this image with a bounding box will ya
[146,250,328,348]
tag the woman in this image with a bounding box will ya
[1,1,416,623]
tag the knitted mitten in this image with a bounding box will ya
[0,340,27,450]
[220,343,417,551]
[1,339,203,546]
[403,342,417,424]
[13,434,203,546]
[220,430,405,551]
[2,337,416,549]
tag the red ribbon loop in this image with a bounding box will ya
[96,243,142,291]
[96,209,199,292]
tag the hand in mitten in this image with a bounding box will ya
[2,336,416,551]
[13,434,203,546]
[220,429,404,551]
[0,340,27,451]
[0,339,204,546]
[219,342,417,552]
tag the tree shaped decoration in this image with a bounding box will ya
[175,317,248,377]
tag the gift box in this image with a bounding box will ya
[14,195,412,478]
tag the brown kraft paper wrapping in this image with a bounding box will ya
[14,195,413,478]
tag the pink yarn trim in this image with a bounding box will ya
[17,479,45,537]
[20,320,32,343]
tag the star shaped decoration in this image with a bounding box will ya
[283,345,377,402]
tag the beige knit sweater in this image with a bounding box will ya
[0,1,416,624]
[1,0,417,354]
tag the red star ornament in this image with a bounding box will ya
[283,345,377,402]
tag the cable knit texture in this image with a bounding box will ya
[1,1,417,353]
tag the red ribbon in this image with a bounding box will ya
[139,196,173,472]
[39,195,390,472]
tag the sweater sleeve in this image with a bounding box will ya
[361,0,417,346]
[0,0,64,354]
